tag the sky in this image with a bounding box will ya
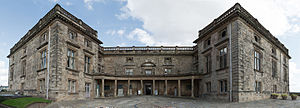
[0,0,299,92]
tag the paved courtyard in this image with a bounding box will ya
[46,96,300,108]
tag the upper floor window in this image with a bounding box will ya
[23,47,27,54]
[205,54,211,73]
[254,35,260,43]
[145,69,152,75]
[271,48,276,56]
[254,51,261,71]
[41,50,47,69]
[126,57,133,63]
[84,38,92,48]
[255,81,262,93]
[284,68,288,82]
[219,47,227,69]
[68,79,76,93]
[125,68,133,75]
[219,28,227,39]
[84,56,91,73]
[283,56,287,65]
[272,60,277,78]
[67,49,75,69]
[204,38,211,48]
[68,30,76,40]
[219,80,227,93]
[164,68,172,74]
[164,57,172,65]
[10,67,14,81]
[21,60,26,76]
[40,32,47,43]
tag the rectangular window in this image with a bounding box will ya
[67,49,75,69]
[125,68,133,75]
[272,60,277,78]
[273,85,277,93]
[39,79,45,92]
[69,30,76,40]
[40,32,47,43]
[126,57,133,63]
[22,60,26,75]
[255,81,262,93]
[10,67,14,81]
[205,54,211,73]
[68,80,76,93]
[23,47,26,54]
[206,82,211,93]
[104,85,110,90]
[41,50,47,69]
[145,69,152,75]
[254,51,261,71]
[164,68,172,74]
[272,48,276,56]
[204,38,211,48]
[84,56,91,73]
[283,56,287,65]
[219,47,227,69]
[164,57,172,65]
[85,83,90,97]
[284,68,288,82]
[84,39,92,48]
[219,80,227,93]
[219,28,227,39]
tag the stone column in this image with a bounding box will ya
[165,80,168,96]
[114,80,117,97]
[140,80,143,95]
[128,80,130,96]
[153,80,155,95]
[191,78,194,98]
[101,79,104,97]
[178,80,181,97]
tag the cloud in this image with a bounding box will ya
[49,0,60,3]
[0,61,8,86]
[117,30,125,36]
[116,0,300,45]
[65,1,72,6]
[106,30,116,36]
[83,0,104,10]
[289,61,300,92]
[127,28,155,45]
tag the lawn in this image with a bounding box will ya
[0,97,51,108]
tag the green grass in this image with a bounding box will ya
[0,97,51,108]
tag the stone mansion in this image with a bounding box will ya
[7,3,290,102]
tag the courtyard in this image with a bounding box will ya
[46,96,300,108]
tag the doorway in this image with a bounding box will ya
[145,84,152,95]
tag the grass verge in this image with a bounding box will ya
[0,97,51,108]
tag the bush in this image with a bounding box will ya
[281,94,288,97]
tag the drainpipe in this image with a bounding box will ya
[228,23,233,102]
[46,26,51,99]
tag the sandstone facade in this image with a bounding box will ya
[7,3,290,102]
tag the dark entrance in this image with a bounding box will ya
[145,84,152,95]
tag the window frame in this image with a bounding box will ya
[219,47,227,69]
[67,49,76,69]
[254,50,261,71]
[84,55,91,73]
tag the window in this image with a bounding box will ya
[164,57,172,65]
[39,79,45,92]
[164,68,172,74]
[219,47,227,69]
[205,54,211,73]
[186,85,191,90]
[272,48,276,56]
[283,56,287,65]
[272,60,277,78]
[125,68,133,75]
[219,80,227,93]
[40,32,47,43]
[41,50,47,69]
[104,85,110,90]
[255,81,262,93]
[84,56,91,73]
[206,82,211,93]
[126,57,133,63]
[145,69,152,75]
[23,47,26,54]
[254,51,261,71]
[68,80,76,93]
[85,83,90,97]
[254,35,260,43]
[10,67,14,81]
[67,49,75,69]
[273,85,277,93]
[84,39,92,48]
[284,68,288,82]
[22,60,26,76]
[219,28,227,39]
[68,30,76,40]
[204,38,211,48]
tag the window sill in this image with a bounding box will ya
[254,69,263,73]
[162,64,174,66]
[66,67,79,73]
[216,66,228,71]
[37,68,47,72]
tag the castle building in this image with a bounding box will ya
[7,3,290,102]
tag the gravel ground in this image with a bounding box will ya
[46,96,300,108]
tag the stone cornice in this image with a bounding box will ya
[7,4,102,58]
[193,3,290,58]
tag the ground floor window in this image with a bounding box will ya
[104,85,110,90]
[68,80,76,93]
[255,81,262,93]
[206,82,211,93]
[85,83,90,97]
[219,80,227,93]
[39,79,45,93]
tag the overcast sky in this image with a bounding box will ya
[0,0,299,92]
